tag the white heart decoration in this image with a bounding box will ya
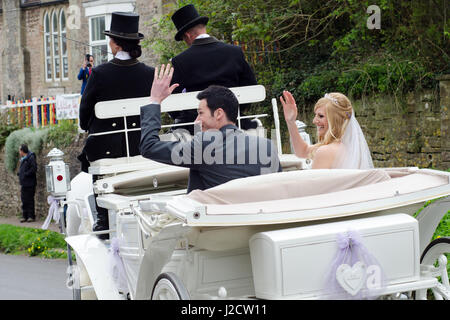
[336,261,366,296]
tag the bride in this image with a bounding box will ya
[280,90,373,169]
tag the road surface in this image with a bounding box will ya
[0,253,72,300]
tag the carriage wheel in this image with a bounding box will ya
[151,272,190,300]
[415,237,450,300]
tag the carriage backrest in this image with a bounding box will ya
[88,85,277,175]
[94,85,267,119]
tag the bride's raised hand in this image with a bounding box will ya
[280,90,298,123]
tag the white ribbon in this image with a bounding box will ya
[41,196,60,230]
[109,237,129,294]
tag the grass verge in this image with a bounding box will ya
[0,224,72,259]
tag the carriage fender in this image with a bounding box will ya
[416,196,450,254]
[66,172,93,236]
[134,223,191,300]
[66,234,122,300]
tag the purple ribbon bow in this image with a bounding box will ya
[323,230,386,299]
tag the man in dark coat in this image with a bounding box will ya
[78,13,155,173]
[78,12,154,238]
[78,57,154,171]
[18,144,37,223]
[169,4,257,134]
[140,65,281,192]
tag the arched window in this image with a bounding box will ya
[44,12,52,81]
[60,10,68,79]
[51,10,60,80]
[44,9,69,82]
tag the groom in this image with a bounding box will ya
[140,64,281,192]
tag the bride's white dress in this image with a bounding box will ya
[332,110,374,169]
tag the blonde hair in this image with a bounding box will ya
[313,92,353,147]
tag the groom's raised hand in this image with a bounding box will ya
[150,64,179,104]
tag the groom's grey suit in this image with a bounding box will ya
[140,104,281,193]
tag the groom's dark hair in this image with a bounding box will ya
[196,85,239,123]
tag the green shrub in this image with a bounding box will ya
[46,120,78,148]
[4,127,48,172]
[0,123,20,149]
[0,224,70,259]
[0,111,21,149]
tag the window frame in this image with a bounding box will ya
[43,12,52,82]
[59,9,69,80]
[51,10,61,81]
[89,15,109,65]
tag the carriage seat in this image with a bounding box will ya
[89,85,270,176]
[87,128,272,176]
[187,169,392,205]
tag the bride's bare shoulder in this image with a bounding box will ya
[315,142,342,155]
[312,142,342,168]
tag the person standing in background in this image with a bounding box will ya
[17,144,37,223]
[78,54,95,95]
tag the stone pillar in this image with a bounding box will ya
[437,75,450,170]
[1,0,26,101]
[136,0,163,66]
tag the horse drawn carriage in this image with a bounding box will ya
[45,85,450,300]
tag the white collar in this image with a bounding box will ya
[115,51,132,60]
[195,33,210,40]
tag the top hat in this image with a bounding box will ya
[104,12,144,40]
[172,4,209,41]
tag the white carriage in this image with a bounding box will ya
[50,85,450,300]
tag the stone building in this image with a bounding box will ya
[0,0,163,103]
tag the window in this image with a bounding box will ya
[83,1,136,63]
[44,9,69,82]
[51,11,60,80]
[44,13,52,81]
[89,16,108,65]
[60,10,68,79]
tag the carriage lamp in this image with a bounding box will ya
[296,120,311,145]
[290,120,311,153]
[45,148,71,196]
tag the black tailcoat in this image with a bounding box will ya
[170,37,257,125]
[78,58,154,172]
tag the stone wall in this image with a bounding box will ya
[0,11,3,101]
[1,0,26,101]
[354,90,443,169]
[136,0,163,67]
[22,6,42,99]
[0,133,87,219]
[438,75,450,169]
